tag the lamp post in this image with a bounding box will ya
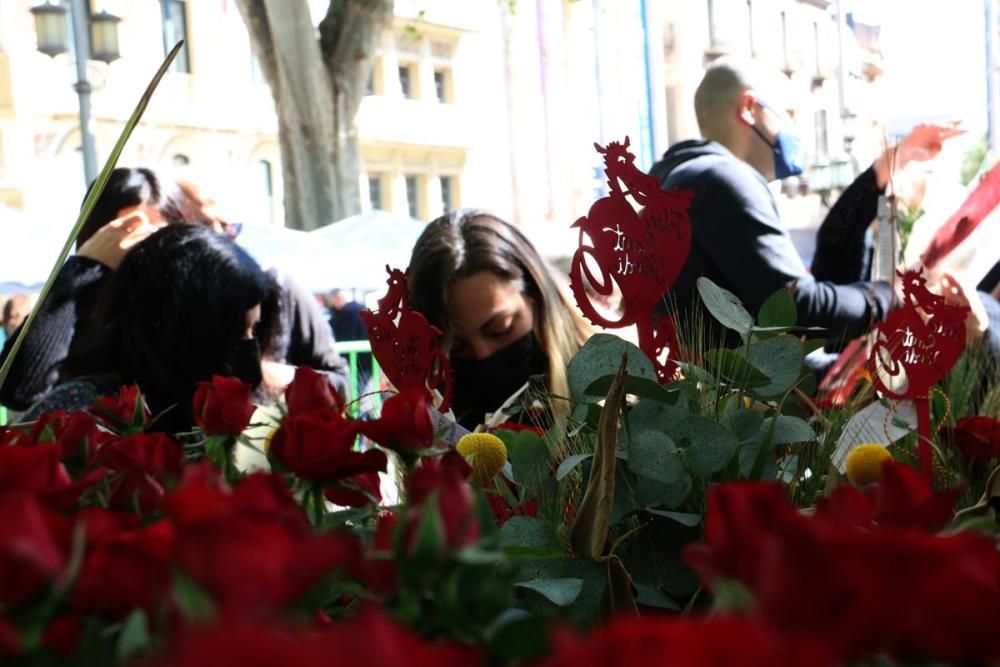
[31,1,120,186]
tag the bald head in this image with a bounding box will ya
[695,62,751,141]
[695,59,792,140]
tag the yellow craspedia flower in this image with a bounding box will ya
[845,443,892,487]
[456,433,508,486]
[264,426,279,454]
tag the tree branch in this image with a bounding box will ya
[232,0,279,92]
[318,0,393,116]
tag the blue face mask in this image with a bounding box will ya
[751,103,805,180]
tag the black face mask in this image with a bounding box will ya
[450,331,549,430]
[227,338,263,388]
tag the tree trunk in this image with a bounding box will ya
[234,0,393,230]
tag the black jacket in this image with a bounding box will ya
[0,256,350,409]
[649,140,893,346]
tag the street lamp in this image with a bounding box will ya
[29,3,67,57]
[89,11,121,64]
[30,1,121,186]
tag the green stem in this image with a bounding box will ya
[311,486,325,526]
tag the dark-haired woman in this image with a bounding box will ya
[408,209,592,430]
[24,225,277,434]
[0,167,349,410]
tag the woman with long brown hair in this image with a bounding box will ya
[408,209,591,430]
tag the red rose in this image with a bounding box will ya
[0,444,102,510]
[492,421,545,437]
[542,615,832,667]
[359,390,434,452]
[755,520,1000,662]
[870,460,960,532]
[363,512,399,595]
[683,482,794,588]
[42,615,83,660]
[193,375,256,436]
[285,366,341,416]
[949,416,1000,464]
[405,451,478,550]
[486,494,539,526]
[166,472,359,614]
[0,493,66,606]
[270,408,386,483]
[93,385,151,429]
[95,433,184,514]
[0,617,20,657]
[71,520,175,619]
[31,410,110,465]
[324,471,382,508]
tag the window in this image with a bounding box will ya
[404,175,419,218]
[433,69,450,103]
[368,174,384,210]
[160,0,190,73]
[172,153,190,166]
[258,159,274,224]
[814,109,829,161]
[259,160,274,197]
[439,175,454,213]
[399,64,415,99]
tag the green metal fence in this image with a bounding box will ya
[0,344,377,427]
[335,339,381,413]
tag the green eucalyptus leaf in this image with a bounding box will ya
[632,472,692,510]
[628,431,683,485]
[728,408,764,441]
[499,516,562,552]
[802,338,828,356]
[757,287,797,328]
[626,387,691,433]
[488,610,551,662]
[645,509,702,527]
[586,375,678,403]
[634,584,682,610]
[704,349,771,387]
[515,578,584,607]
[568,334,657,401]
[755,415,816,445]
[697,277,753,333]
[555,453,592,481]
[746,335,804,398]
[506,431,551,487]
[670,416,738,476]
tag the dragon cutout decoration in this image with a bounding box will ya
[360,266,452,412]
[869,268,969,479]
[569,137,694,382]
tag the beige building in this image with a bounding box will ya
[0,0,528,232]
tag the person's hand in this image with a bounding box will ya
[874,123,965,189]
[77,211,159,270]
[938,272,988,346]
[897,122,966,167]
[260,360,297,402]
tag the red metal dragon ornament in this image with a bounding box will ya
[569,137,693,382]
[360,266,452,412]
[869,268,969,480]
